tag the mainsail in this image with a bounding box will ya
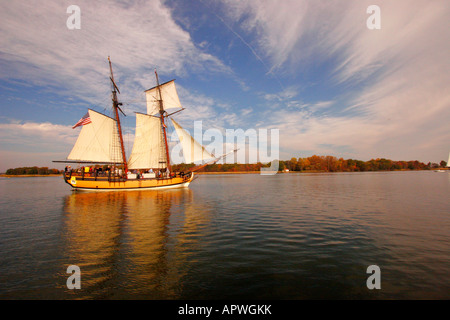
[171,118,214,164]
[145,80,181,115]
[128,113,166,169]
[67,109,123,163]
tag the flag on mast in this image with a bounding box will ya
[72,112,92,129]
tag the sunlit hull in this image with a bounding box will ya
[64,173,194,191]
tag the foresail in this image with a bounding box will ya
[67,109,122,163]
[171,118,214,164]
[128,113,167,169]
[145,80,182,115]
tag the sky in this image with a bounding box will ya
[0,0,449,172]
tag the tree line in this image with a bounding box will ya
[4,157,447,175]
[279,156,447,172]
[4,167,62,175]
[172,156,447,173]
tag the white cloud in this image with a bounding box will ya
[174,84,251,131]
[0,121,79,171]
[0,121,77,149]
[0,1,231,107]
[241,108,253,116]
[263,85,299,102]
[220,0,450,162]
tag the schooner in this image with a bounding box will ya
[55,58,222,191]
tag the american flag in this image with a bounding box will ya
[72,112,92,129]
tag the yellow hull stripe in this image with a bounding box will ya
[67,175,193,191]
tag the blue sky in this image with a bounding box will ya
[0,0,449,172]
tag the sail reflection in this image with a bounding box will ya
[62,188,210,299]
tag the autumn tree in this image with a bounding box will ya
[297,158,311,171]
[288,158,298,171]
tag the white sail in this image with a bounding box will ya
[145,80,182,115]
[171,118,214,164]
[67,109,122,163]
[447,151,450,167]
[128,113,167,169]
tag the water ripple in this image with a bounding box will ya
[0,172,449,299]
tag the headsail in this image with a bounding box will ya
[67,109,123,163]
[171,118,214,164]
[128,113,167,169]
[145,80,182,115]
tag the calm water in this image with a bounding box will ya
[0,171,449,299]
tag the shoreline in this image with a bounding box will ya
[196,171,260,175]
[195,169,447,174]
[0,174,62,178]
[1,169,447,177]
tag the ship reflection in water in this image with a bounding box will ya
[62,188,210,299]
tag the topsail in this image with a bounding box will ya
[145,80,182,115]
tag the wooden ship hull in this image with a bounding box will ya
[63,172,194,191]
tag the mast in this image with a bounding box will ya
[108,56,128,174]
[155,69,172,172]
